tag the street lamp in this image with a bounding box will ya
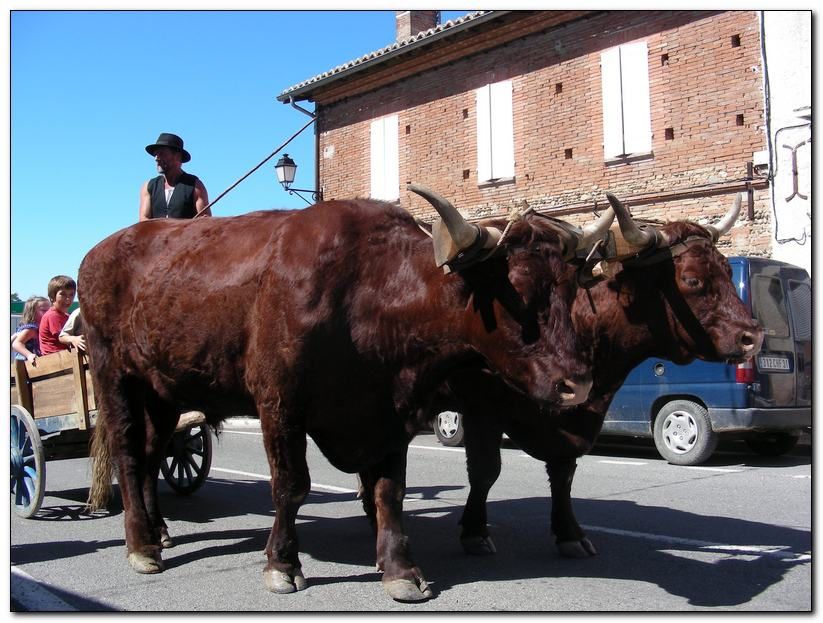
[274,153,322,205]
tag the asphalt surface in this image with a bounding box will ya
[10,417,812,612]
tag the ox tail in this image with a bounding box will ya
[86,407,113,512]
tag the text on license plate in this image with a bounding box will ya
[758,356,790,371]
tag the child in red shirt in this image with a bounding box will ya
[39,275,77,356]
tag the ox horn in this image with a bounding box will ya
[605,193,663,249]
[407,184,502,267]
[705,193,742,242]
[575,206,616,252]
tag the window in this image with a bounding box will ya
[600,41,652,160]
[787,280,811,341]
[476,80,515,183]
[751,275,790,338]
[370,115,399,201]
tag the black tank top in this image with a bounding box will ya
[147,173,199,219]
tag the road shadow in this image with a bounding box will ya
[11,536,125,566]
[153,479,811,607]
[23,486,117,522]
[11,571,117,612]
[14,472,809,608]
[396,495,810,607]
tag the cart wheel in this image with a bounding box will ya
[10,405,46,518]
[161,425,212,495]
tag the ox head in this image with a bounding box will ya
[408,184,616,408]
[605,193,763,364]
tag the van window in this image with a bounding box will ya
[787,280,811,341]
[751,275,790,338]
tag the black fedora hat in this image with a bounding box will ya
[145,132,191,163]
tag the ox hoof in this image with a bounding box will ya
[159,528,174,549]
[383,577,433,602]
[461,535,497,555]
[128,551,164,574]
[263,568,307,594]
[557,537,597,558]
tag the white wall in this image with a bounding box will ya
[761,11,812,274]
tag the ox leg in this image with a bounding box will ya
[547,458,596,558]
[370,451,432,602]
[99,376,165,573]
[260,416,311,595]
[357,469,378,532]
[143,397,180,550]
[459,415,502,555]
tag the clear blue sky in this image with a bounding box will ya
[9,9,470,300]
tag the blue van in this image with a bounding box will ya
[433,257,811,465]
[600,256,811,465]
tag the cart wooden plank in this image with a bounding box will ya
[11,349,95,428]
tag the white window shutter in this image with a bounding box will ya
[601,46,625,159]
[601,42,652,160]
[383,115,399,201]
[490,80,515,179]
[370,118,385,199]
[620,42,652,155]
[370,115,399,200]
[476,85,492,182]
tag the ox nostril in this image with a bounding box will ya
[556,377,593,406]
[740,331,755,352]
[556,381,574,397]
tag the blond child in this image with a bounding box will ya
[12,296,51,364]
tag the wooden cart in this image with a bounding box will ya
[10,348,212,518]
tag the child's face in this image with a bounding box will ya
[53,289,75,313]
[35,301,50,322]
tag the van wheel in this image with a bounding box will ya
[653,400,718,466]
[745,432,799,457]
[434,411,464,447]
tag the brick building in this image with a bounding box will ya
[278,10,811,270]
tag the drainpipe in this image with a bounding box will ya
[289,97,322,201]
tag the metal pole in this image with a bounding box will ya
[193,116,317,218]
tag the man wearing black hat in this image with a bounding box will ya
[139,132,210,221]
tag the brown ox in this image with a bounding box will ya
[359,193,764,559]
[81,188,613,601]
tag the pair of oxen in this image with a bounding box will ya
[82,184,762,602]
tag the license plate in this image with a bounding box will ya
[758,355,791,371]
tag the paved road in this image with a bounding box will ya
[10,418,811,612]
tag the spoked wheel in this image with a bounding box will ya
[161,425,212,495]
[10,405,46,518]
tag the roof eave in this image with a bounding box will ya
[276,10,510,104]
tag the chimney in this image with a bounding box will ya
[395,10,440,42]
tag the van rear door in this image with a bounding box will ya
[748,260,811,409]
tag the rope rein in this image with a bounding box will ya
[496,200,535,246]
[192,116,317,219]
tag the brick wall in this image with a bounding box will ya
[316,10,772,258]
